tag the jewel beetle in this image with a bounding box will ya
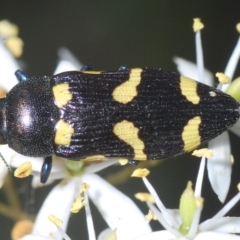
[0,67,239,183]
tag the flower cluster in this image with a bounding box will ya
[0,18,240,240]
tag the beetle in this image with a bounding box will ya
[0,67,239,183]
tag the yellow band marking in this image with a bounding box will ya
[80,156,128,164]
[182,116,201,151]
[55,119,74,146]
[81,71,101,74]
[80,155,106,162]
[53,83,72,108]
[113,120,147,160]
[180,76,200,104]
[112,68,143,104]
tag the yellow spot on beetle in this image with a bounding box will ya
[182,116,201,151]
[81,155,106,162]
[180,76,200,104]
[112,68,143,104]
[53,83,72,108]
[81,71,102,74]
[113,120,147,160]
[209,91,216,97]
[55,119,74,145]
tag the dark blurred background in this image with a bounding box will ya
[1,1,240,239]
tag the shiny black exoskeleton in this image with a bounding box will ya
[0,68,239,184]
[1,70,58,183]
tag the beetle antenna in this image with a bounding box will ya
[0,152,13,172]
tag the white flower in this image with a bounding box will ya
[0,24,22,188]
[18,156,240,240]
[133,156,240,240]
[174,19,240,203]
[18,174,151,240]
[0,20,23,91]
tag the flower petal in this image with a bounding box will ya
[0,147,10,187]
[54,47,82,74]
[131,230,178,240]
[207,132,231,203]
[31,179,77,240]
[0,41,19,91]
[83,174,152,240]
[19,234,53,240]
[194,231,240,240]
[173,57,214,86]
[97,228,115,240]
[221,36,240,92]
[206,217,240,234]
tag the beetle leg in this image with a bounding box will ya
[40,156,52,183]
[128,159,139,166]
[118,65,129,71]
[15,70,30,82]
[81,64,93,71]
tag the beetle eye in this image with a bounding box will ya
[0,98,7,144]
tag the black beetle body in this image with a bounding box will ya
[0,68,239,183]
[6,77,57,157]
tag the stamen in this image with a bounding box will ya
[192,148,214,158]
[145,210,158,221]
[80,183,90,194]
[70,196,86,213]
[142,177,179,227]
[118,159,128,165]
[216,72,231,84]
[221,23,240,92]
[193,18,204,32]
[5,37,23,58]
[134,192,155,203]
[14,162,32,178]
[195,157,206,198]
[0,20,19,37]
[131,168,150,177]
[48,215,71,240]
[84,191,96,240]
[48,214,63,227]
[193,18,205,84]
